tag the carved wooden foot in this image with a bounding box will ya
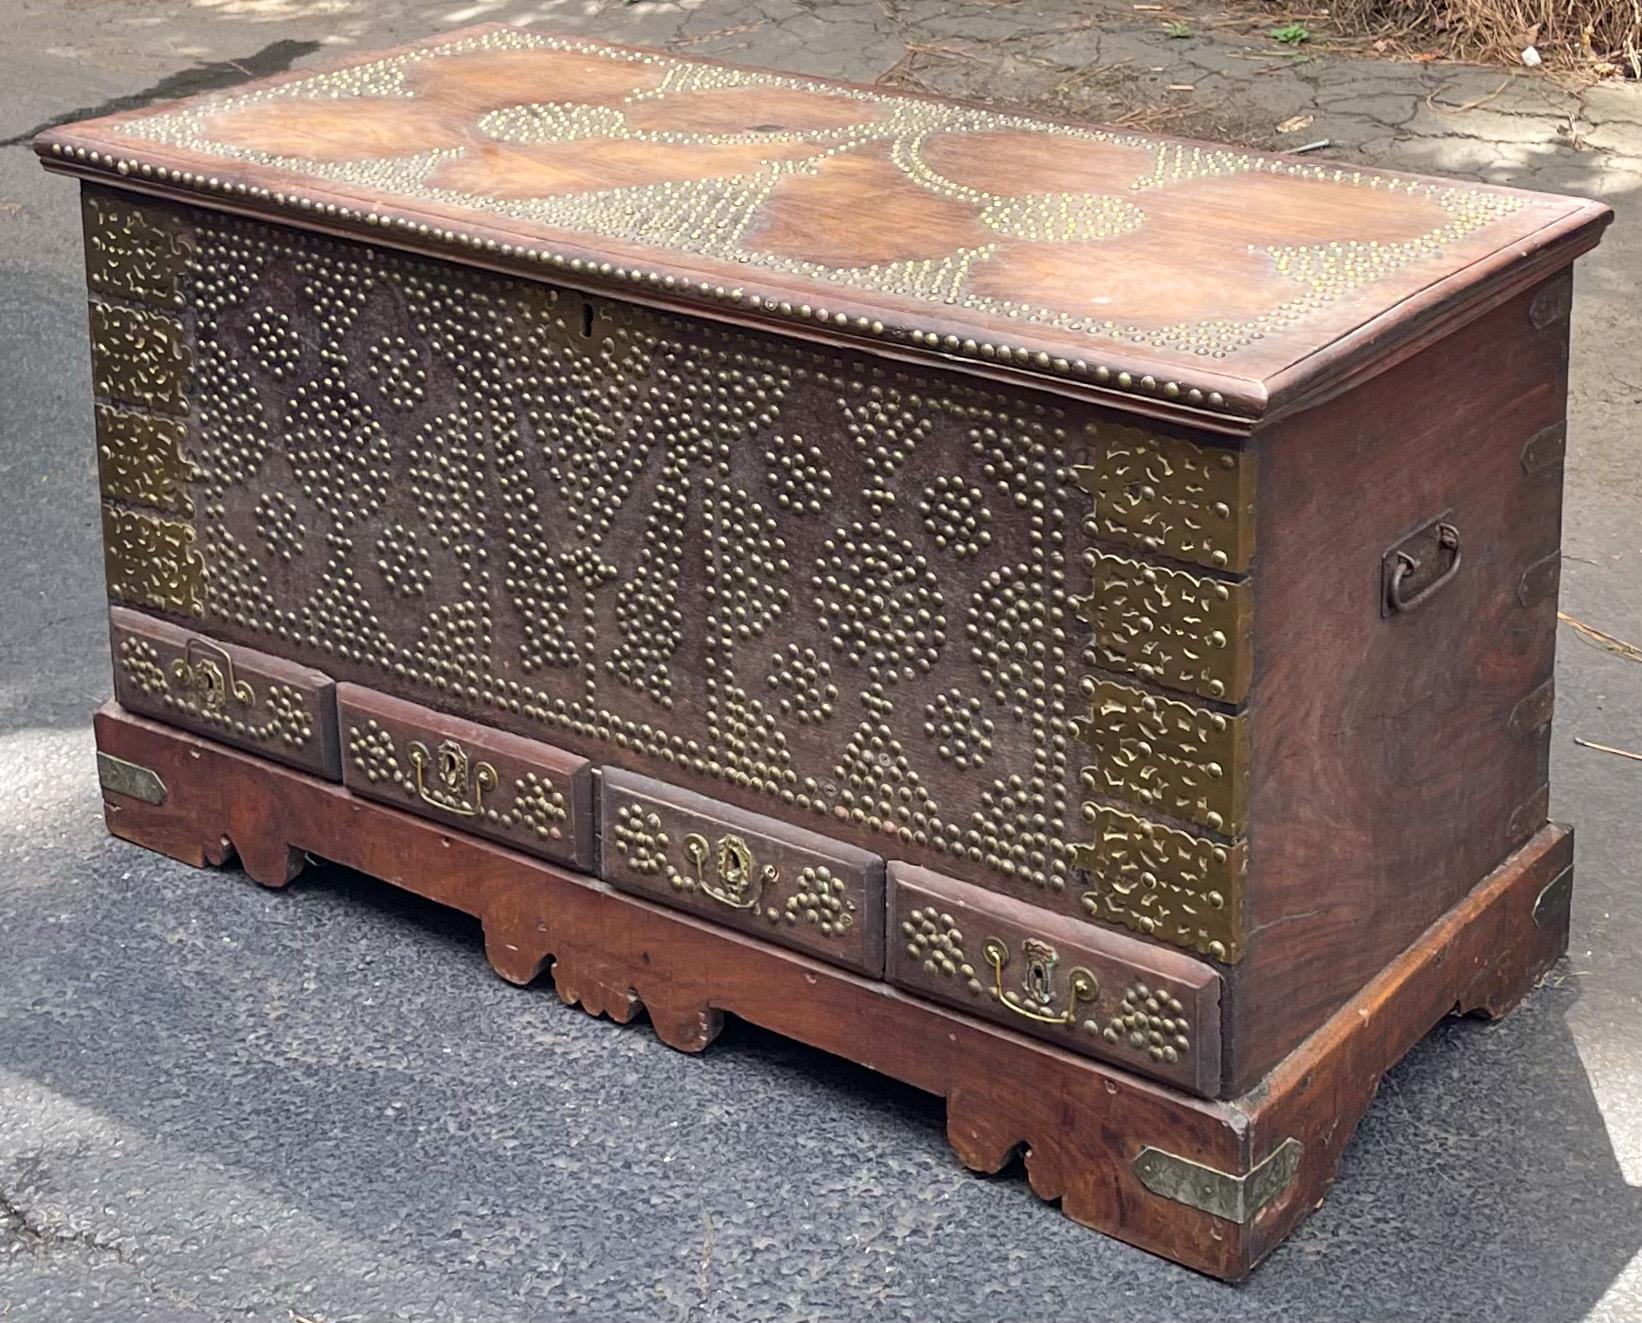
[92,702,1573,1280]
[97,737,304,886]
[480,911,554,987]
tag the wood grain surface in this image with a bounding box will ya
[35,25,1611,426]
[1224,272,1570,1092]
[93,702,1573,1278]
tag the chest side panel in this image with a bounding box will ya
[83,183,1251,973]
[1227,276,1571,1093]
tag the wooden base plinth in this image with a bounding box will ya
[92,703,1573,1279]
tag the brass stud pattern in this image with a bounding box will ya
[765,433,833,513]
[254,491,305,563]
[246,307,302,380]
[497,771,569,842]
[96,405,196,515]
[51,29,1526,412]
[346,719,566,839]
[1102,979,1192,1064]
[919,475,992,558]
[1076,552,1252,702]
[899,903,1196,1060]
[1072,423,1253,573]
[374,522,433,598]
[91,197,1087,898]
[902,906,982,993]
[367,335,429,408]
[347,719,405,787]
[612,803,670,876]
[923,688,993,768]
[767,644,837,724]
[769,865,855,937]
[892,133,1147,244]
[1073,802,1245,962]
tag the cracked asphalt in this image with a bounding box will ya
[2,1,1640,1318]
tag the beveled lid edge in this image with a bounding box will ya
[33,21,1612,433]
[38,133,1272,430]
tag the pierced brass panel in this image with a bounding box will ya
[83,191,190,305]
[1073,425,1253,572]
[1074,678,1248,835]
[89,303,191,414]
[1073,802,1246,962]
[96,405,196,515]
[101,504,203,616]
[1077,553,1252,702]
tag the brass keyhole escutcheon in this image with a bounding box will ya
[983,937,1098,1027]
[685,831,778,911]
[170,637,255,712]
[408,737,497,817]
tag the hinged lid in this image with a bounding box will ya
[36,24,1611,431]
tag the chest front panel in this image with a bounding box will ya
[86,185,1251,967]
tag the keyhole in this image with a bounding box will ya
[580,301,594,338]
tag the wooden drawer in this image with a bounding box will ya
[338,684,592,870]
[110,606,339,779]
[600,769,885,976]
[888,863,1222,1095]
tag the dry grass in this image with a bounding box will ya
[1319,0,1641,77]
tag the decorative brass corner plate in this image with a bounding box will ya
[1509,678,1555,739]
[1517,550,1562,609]
[89,303,192,414]
[83,190,192,306]
[96,751,167,805]
[1073,425,1254,573]
[1133,1137,1303,1225]
[96,405,196,515]
[1077,553,1252,702]
[1520,422,1567,476]
[1074,678,1249,836]
[101,505,205,617]
[1073,802,1246,962]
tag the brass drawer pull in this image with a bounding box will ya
[409,737,497,817]
[983,937,1098,1026]
[170,637,254,710]
[686,832,779,911]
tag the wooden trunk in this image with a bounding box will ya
[38,24,1609,1275]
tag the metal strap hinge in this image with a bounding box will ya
[1133,1137,1303,1225]
[1520,422,1567,475]
[1516,550,1562,609]
[1509,679,1556,739]
[97,751,167,805]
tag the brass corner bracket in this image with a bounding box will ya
[1132,1137,1303,1225]
[96,751,167,805]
